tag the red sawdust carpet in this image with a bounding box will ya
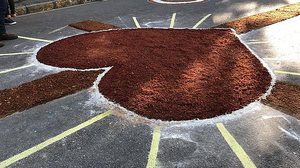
[263,82,300,119]
[0,70,101,118]
[216,2,300,34]
[37,28,272,121]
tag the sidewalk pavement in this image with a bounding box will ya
[13,0,100,16]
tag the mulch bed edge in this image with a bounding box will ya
[215,2,300,34]
[0,70,102,119]
[262,81,300,120]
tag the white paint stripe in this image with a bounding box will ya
[278,126,300,142]
[18,36,53,43]
[192,14,212,28]
[0,64,35,75]
[0,52,34,57]
[170,13,176,28]
[246,41,269,44]
[118,16,129,28]
[133,17,141,28]
[48,26,68,34]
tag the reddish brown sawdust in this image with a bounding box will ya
[262,82,300,119]
[37,28,272,121]
[215,2,300,34]
[0,70,102,118]
[69,20,119,32]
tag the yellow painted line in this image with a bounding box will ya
[170,13,176,28]
[146,126,161,168]
[0,52,34,57]
[132,17,141,28]
[0,110,112,167]
[216,123,256,168]
[192,14,212,28]
[0,64,35,75]
[18,36,53,43]
[275,70,300,76]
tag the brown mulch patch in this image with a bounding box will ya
[215,2,300,34]
[37,28,272,121]
[0,70,102,118]
[69,20,119,32]
[262,82,300,119]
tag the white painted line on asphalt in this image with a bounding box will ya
[0,52,34,57]
[170,13,176,28]
[133,17,141,28]
[192,14,212,28]
[18,36,53,43]
[48,26,68,34]
[0,64,35,75]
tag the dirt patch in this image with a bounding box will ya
[69,20,119,32]
[262,82,300,119]
[0,70,102,118]
[37,28,272,121]
[215,2,300,34]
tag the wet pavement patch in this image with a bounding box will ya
[69,20,120,32]
[215,2,300,34]
[37,28,272,121]
[0,70,102,118]
[263,81,300,119]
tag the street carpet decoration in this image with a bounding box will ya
[37,28,272,121]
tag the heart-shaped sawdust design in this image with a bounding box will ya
[37,28,272,121]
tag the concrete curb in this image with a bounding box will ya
[15,0,99,15]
